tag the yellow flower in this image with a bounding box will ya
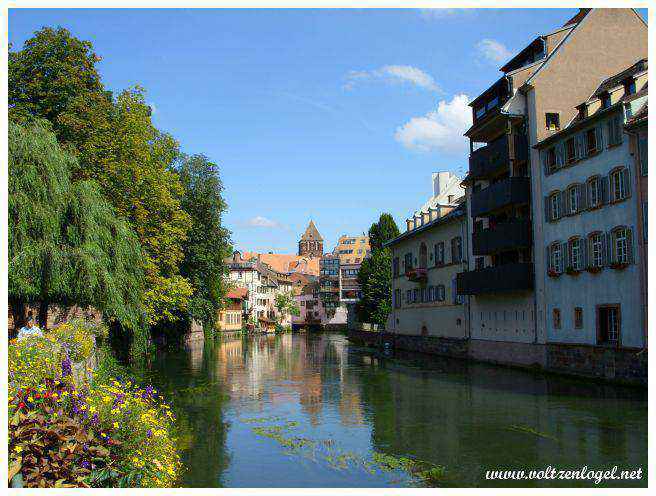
[113,422,119,429]
[103,396,112,403]
[15,446,23,454]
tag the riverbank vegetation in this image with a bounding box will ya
[9,27,232,354]
[8,320,181,487]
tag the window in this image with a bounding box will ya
[587,176,601,208]
[597,305,620,344]
[607,115,623,146]
[419,242,428,269]
[435,242,445,265]
[428,286,435,301]
[553,308,561,329]
[588,232,604,268]
[567,185,580,215]
[404,252,413,271]
[610,226,632,266]
[475,257,484,270]
[392,257,399,277]
[475,106,485,120]
[585,128,598,155]
[549,242,562,273]
[600,92,611,109]
[451,237,463,263]
[412,289,418,303]
[406,289,412,304]
[546,112,560,130]
[394,289,401,308]
[487,95,499,110]
[568,237,583,271]
[565,137,576,163]
[436,285,446,302]
[574,307,583,329]
[610,168,628,201]
[420,287,426,303]
[549,192,561,221]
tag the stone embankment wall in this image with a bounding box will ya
[347,329,647,386]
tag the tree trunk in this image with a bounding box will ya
[8,299,26,338]
[38,301,49,330]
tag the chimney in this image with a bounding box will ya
[432,171,453,197]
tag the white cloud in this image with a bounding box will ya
[476,38,513,64]
[344,65,441,93]
[247,216,281,228]
[395,94,472,154]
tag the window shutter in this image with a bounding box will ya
[623,167,631,197]
[557,191,564,218]
[563,241,570,270]
[541,151,549,175]
[580,237,588,268]
[451,278,457,304]
[606,119,613,146]
[544,195,551,222]
[606,231,615,265]
[595,125,604,150]
[556,143,564,168]
[579,183,588,210]
[627,227,635,264]
[563,188,571,215]
[546,245,552,271]
[601,176,610,204]
[576,134,585,159]
[599,232,608,266]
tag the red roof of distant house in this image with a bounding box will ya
[226,288,248,300]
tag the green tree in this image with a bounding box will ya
[9,27,107,128]
[355,250,393,328]
[10,29,193,327]
[356,213,400,327]
[368,213,400,252]
[274,292,301,323]
[9,120,145,338]
[178,154,232,330]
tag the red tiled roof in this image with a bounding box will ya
[226,288,248,300]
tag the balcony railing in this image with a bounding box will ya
[470,135,510,178]
[470,177,530,218]
[472,220,532,256]
[456,263,534,295]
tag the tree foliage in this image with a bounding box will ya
[356,213,400,327]
[178,154,232,329]
[368,213,400,252]
[10,29,194,327]
[274,292,301,321]
[9,120,145,335]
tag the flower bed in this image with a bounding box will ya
[8,320,182,487]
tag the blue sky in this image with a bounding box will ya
[9,8,647,254]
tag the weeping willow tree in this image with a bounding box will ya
[9,119,146,350]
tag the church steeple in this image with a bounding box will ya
[298,220,323,257]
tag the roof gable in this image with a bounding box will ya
[300,220,323,241]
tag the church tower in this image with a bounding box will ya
[298,220,323,257]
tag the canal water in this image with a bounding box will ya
[138,332,647,488]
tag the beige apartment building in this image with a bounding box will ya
[457,8,647,367]
[334,235,370,264]
[387,202,468,350]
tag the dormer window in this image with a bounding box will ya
[577,104,588,119]
[601,92,611,109]
[546,113,560,131]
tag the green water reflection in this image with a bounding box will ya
[137,333,647,488]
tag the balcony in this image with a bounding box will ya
[406,267,427,283]
[470,135,510,178]
[470,177,530,218]
[472,220,532,256]
[456,263,534,295]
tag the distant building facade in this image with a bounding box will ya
[334,235,370,264]
[218,288,247,332]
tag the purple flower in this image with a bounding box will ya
[61,357,72,377]
[147,429,153,438]
[83,443,89,451]
[81,460,91,469]
[91,413,99,425]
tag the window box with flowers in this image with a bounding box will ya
[565,266,582,276]
[547,269,561,278]
[586,265,602,274]
[610,261,629,270]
